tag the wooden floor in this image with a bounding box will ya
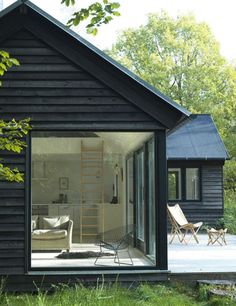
[168,233,236,273]
[31,244,153,268]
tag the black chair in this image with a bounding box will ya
[94,227,134,266]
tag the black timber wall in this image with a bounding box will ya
[168,161,224,226]
[0,30,161,129]
[0,29,162,276]
[0,157,25,274]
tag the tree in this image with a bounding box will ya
[0,51,31,182]
[106,12,236,162]
[62,0,120,35]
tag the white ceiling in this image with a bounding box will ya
[32,132,153,155]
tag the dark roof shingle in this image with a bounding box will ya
[167,114,229,160]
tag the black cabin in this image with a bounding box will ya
[0,0,228,290]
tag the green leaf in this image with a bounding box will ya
[104,16,113,24]
[61,0,75,6]
[87,27,98,36]
[0,63,7,71]
[0,50,9,58]
[112,11,120,16]
[105,4,112,13]
[73,18,80,26]
[92,28,98,35]
[10,58,20,66]
[110,2,120,9]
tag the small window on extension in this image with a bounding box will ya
[168,168,181,201]
[186,168,200,200]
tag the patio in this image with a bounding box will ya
[168,233,236,273]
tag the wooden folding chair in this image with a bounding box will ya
[167,204,203,244]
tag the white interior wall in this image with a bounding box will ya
[32,153,119,205]
[32,132,152,231]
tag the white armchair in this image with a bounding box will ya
[31,215,73,252]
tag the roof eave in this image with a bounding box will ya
[167,157,230,161]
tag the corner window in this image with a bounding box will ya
[168,167,200,202]
[30,131,156,269]
[186,168,200,200]
[168,168,181,200]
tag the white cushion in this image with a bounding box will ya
[32,229,67,240]
[42,216,69,230]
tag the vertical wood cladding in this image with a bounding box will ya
[0,29,160,275]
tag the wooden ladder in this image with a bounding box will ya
[80,139,104,242]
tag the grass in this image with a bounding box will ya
[0,282,235,306]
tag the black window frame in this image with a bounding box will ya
[27,130,167,272]
[168,166,201,202]
[168,168,182,201]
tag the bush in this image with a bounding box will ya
[220,190,236,234]
[224,160,236,191]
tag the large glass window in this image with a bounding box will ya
[31,131,155,269]
[186,168,200,200]
[168,168,181,200]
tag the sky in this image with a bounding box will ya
[2,0,236,62]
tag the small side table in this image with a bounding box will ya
[207,228,227,246]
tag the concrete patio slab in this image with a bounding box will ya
[168,233,236,273]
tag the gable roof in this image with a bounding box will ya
[0,0,190,129]
[167,114,230,160]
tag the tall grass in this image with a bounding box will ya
[0,282,211,306]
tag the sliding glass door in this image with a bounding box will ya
[126,136,156,262]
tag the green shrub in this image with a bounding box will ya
[220,190,236,234]
[224,160,236,191]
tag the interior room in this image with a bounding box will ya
[31,131,156,268]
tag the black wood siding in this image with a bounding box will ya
[0,29,163,275]
[168,162,224,226]
[0,150,25,274]
[0,30,160,129]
